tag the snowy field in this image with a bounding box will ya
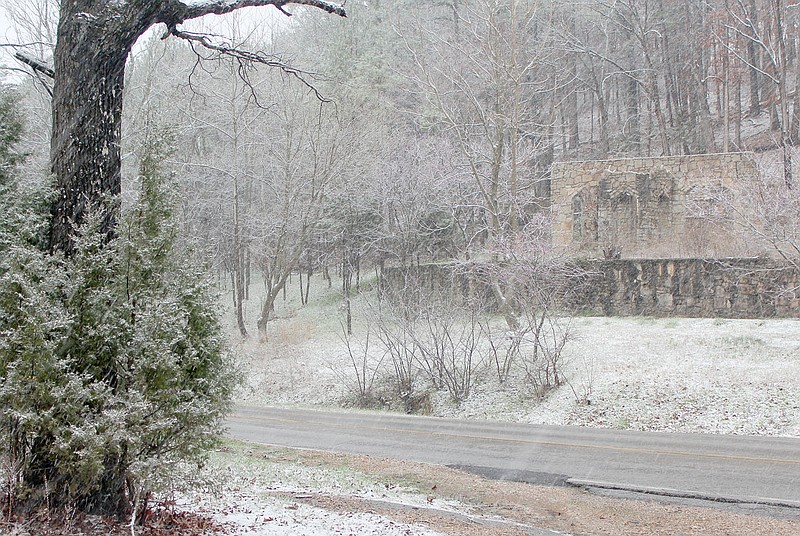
[148,277,800,535]
[230,277,800,438]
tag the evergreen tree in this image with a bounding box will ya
[1,120,236,519]
[0,86,46,251]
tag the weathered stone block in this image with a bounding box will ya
[551,152,757,259]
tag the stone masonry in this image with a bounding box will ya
[570,258,800,318]
[382,258,800,319]
[550,153,758,258]
[381,153,798,318]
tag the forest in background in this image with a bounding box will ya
[2,1,800,526]
[6,0,800,339]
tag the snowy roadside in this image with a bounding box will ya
[165,442,476,536]
[232,285,800,438]
[8,439,797,535]
[165,441,800,536]
[203,280,800,534]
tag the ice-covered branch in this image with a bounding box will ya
[13,52,55,79]
[169,27,331,102]
[174,0,346,23]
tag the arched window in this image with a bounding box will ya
[571,192,585,242]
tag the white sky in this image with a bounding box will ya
[0,2,289,84]
[0,4,19,82]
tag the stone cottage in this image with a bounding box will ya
[550,153,758,258]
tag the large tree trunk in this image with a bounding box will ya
[625,76,640,153]
[48,0,346,253]
[747,0,761,117]
[50,2,156,253]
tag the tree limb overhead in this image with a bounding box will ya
[171,0,346,25]
[13,52,55,79]
[170,27,331,102]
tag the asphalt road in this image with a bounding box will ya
[227,405,800,512]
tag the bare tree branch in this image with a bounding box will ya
[169,27,332,102]
[13,51,55,78]
[11,51,55,96]
[0,41,54,49]
[170,0,346,24]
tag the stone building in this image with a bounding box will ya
[550,153,758,258]
[383,152,798,318]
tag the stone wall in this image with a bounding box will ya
[571,258,800,318]
[550,153,758,258]
[382,258,800,319]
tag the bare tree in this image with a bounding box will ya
[252,87,369,340]
[177,14,278,338]
[36,0,345,254]
[727,151,800,269]
[403,0,559,328]
[719,0,795,187]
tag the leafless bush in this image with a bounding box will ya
[481,302,573,396]
[566,351,595,406]
[517,311,573,397]
[370,222,585,405]
[483,321,521,384]
[411,296,485,402]
[463,224,586,395]
[373,272,488,404]
[371,285,423,406]
[335,325,386,408]
[373,318,419,405]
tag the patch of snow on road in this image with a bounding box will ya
[185,491,446,535]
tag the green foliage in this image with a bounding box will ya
[0,86,23,186]
[0,86,46,252]
[0,126,236,518]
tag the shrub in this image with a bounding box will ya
[0,127,236,520]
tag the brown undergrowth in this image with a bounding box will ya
[0,501,231,535]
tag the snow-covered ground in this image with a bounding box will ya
[230,278,800,438]
[448,316,800,436]
[180,480,448,536]
[164,442,465,536]
[150,278,800,535]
